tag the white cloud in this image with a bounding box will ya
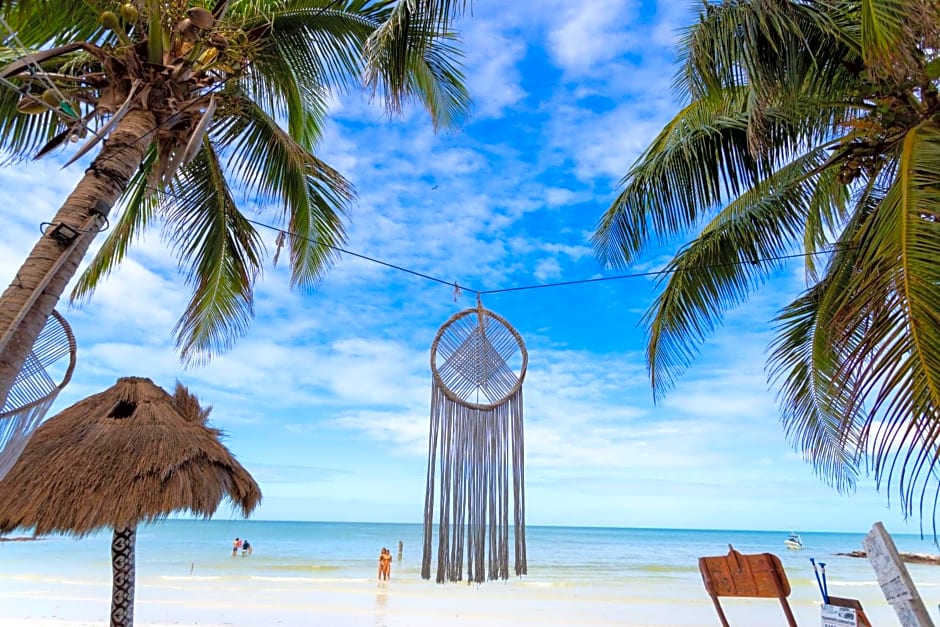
[543,186,577,207]
[547,1,639,74]
[533,257,561,282]
[462,20,528,118]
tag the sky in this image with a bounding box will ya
[0,0,935,537]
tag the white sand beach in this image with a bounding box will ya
[0,563,928,627]
[2,522,938,626]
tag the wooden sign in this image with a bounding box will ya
[823,596,873,627]
[822,603,858,627]
[862,521,935,626]
[699,545,796,627]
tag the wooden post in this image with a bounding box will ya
[699,560,731,627]
[767,554,798,627]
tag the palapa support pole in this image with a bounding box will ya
[110,525,136,627]
[421,297,528,583]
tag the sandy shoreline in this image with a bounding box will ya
[3,523,936,626]
[0,567,924,627]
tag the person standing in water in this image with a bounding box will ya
[378,547,392,581]
[232,537,241,556]
[241,538,252,556]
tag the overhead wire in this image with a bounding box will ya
[146,183,848,297]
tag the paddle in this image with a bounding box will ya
[809,557,829,603]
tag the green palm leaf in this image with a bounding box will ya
[594,94,758,268]
[594,89,848,268]
[832,123,940,523]
[643,147,835,396]
[242,1,376,135]
[162,140,265,365]
[857,0,939,81]
[768,181,883,494]
[768,267,865,494]
[0,1,101,47]
[677,0,857,100]
[212,93,352,288]
[362,1,470,127]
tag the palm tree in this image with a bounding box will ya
[594,0,940,532]
[0,0,470,411]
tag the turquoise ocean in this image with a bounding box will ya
[1,520,939,625]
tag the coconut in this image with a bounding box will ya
[176,18,198,42]
[41,88,60,107]
[100,10,120,31]
[120,3,139,23]
[186,7,215,29]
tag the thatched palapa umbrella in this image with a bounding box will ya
[0,376,261,627]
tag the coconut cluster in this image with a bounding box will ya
[13,2,252,122]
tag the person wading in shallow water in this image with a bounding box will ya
[241,539,252,556]
[378,547,392,581]
[232,537,241,556]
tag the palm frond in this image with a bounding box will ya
[243,2,376,110]
[831,122,940,523]
[0,1,102,47]
[642,147,835,396]
[362,3,470,127]
[676,0,858,101]
[162,141,265,366]
[594,94,753,267]
[768,261,866,494]
[0,79,63,163]
[766,176,886,494]
[236,1,396,152]
[858,0,938,81]
[593,88,838,267]
[0,40,106,162]
[212,94,352,288]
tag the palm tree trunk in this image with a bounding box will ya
[110,525,137,627]
[0,109,156,412]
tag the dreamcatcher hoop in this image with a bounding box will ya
[422,297,528,583]
[0,309,77,479]
[429,303,528,411]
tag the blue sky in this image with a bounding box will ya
[0,0,931,535]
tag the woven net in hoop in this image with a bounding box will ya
[421,300,527,583]
[0,309,76,479]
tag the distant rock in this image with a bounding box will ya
[836,550,940,565]
[0,536,40,542]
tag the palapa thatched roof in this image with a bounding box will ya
[0,376,261,536]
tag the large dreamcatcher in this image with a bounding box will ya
[421,297,527,583]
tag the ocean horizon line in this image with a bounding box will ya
[153,516,933,539]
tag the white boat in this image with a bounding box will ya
[784,533,803,550]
